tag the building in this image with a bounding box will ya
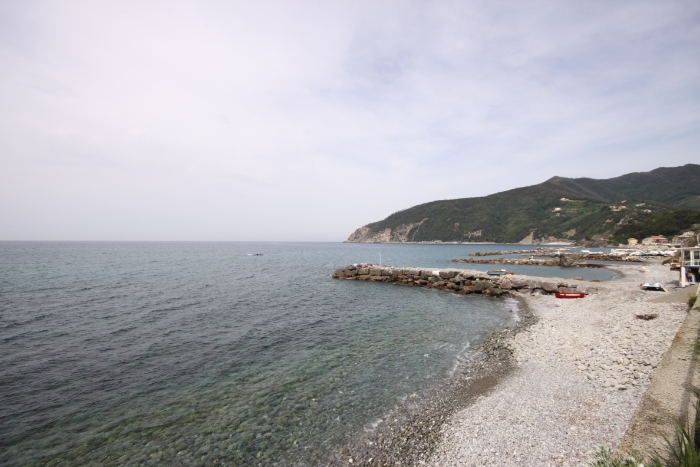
[628,238,638,245]
[672,232,697,246]
[680,247,700,286]
[641,235,668,245]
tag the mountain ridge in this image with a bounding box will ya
[346,164,700,244]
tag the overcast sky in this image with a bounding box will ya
[1,1,698,241]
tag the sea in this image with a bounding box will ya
[0,242,616,466]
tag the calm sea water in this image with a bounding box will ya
[0,242,614,466]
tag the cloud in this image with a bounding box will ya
[1,0,699,240]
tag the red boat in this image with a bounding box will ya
[555,292,585,299]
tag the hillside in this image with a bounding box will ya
[346,164,700,244]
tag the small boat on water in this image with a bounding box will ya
[487,269,515,276]
[555,292,585,299]
[641,282,665,291]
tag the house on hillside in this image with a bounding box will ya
[672,232,697,246]
[628,238,638,245]
[641,235,668,245]
[680,247,700,286]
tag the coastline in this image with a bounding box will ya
[325,294,536,467]
[329,262,691,467]
[429,263,689,467]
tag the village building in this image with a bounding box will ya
[680,247,700,286]
[641,235,668,245]
[627,238,638,245]
[672,232,697,246]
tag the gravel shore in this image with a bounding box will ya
[428,263,689,467]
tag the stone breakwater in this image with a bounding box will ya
[452,257,568,267]
[535,252,644,262]
[453,254,643,267]
[469,249,550,256]
[468,250,645,262]
[332,264,599,296]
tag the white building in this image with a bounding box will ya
[680,247,700,286]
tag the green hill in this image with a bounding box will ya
[346,164,700,244]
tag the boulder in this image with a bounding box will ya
[559,254,582,267]
[358,268,369,275]
[370,268,382,276]
[333,268,346,278]
[541,281,558,293]
[501,279,512,290]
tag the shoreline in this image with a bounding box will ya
[328,261,690,467]
[325,295,537,467]
[429,262,690,467]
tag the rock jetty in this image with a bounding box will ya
[468,249,549,256]
[467,250,644,262]
[332,264,598,296]
[535,252,644,262]
[452,257,569,267]
[454,253,643,267]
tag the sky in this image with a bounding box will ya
[1,1,699,241]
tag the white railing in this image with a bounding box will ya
[683,258,700,267]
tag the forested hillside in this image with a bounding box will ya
[346,164,700,244]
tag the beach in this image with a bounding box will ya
[427,263,693,467]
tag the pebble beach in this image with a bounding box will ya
[428,263,690,467]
